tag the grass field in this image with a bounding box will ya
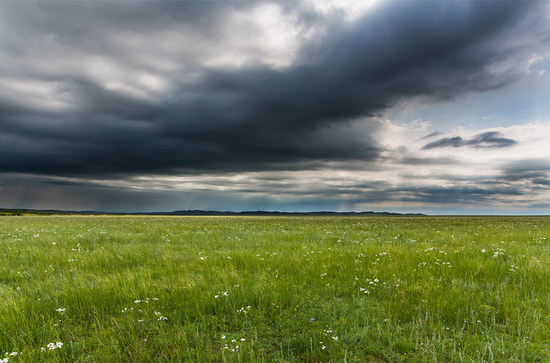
[0,216,549,362]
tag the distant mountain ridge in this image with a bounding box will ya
[0,208,424,216]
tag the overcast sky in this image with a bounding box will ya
[1,0,549,214]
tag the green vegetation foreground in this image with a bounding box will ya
[0,216,549,362]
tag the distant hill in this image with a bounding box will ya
[156,210,425,216]
[0,208,102,216]
[0,208,424,216]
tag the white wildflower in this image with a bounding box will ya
[45,341,63,351]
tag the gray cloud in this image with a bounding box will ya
[0,0,546,179]
[391,185,523,204]
[499,159,550,186]
[0,0,549,213]
[398,156,462,166]
[421,131,442,140]
[0,170,531,212]
[422,132,517,150]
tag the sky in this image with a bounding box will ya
[1,0,550,214]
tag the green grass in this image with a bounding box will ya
[0,215,549,362]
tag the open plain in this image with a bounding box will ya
[1,216,549,362]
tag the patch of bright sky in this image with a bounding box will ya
[203,3,305,69]
[303,0,383,22]
[387,58,550,131]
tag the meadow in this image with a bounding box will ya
[0,215,549,362]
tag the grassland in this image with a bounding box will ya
[0,215,549,362]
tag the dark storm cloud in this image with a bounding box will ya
[499,159,550,186]
[0,0,547,178]
[422,132,517,150]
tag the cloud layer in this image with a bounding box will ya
[422,132,517,150]
[0,0,549,212]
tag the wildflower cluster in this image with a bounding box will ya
[433,258,452,267]
[121,297,163,322]
[236,306,251,314]
[221,336,246,352]
[214,291,229,298]
[48,342,63,350]
[416,247,453,269]
[371,251,391,265]
[492,247,505,258]
[2,351,23,363]
[359,277,384,294]
[323,329,338,342]
[134,298,150,304]
[368,278,379,285]
[40,342,63,351]
[354,252,366,264]
[154,311,168,321]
